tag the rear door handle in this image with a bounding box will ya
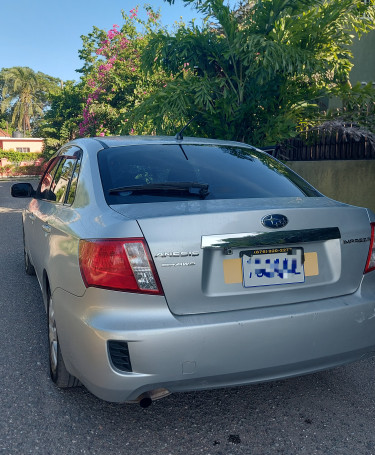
[42,224,51,234]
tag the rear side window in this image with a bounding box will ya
[98,144,320,205]
[51,157,80,203]
[66,160,81,205]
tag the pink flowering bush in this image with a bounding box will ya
[78,6,168,137]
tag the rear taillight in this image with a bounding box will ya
[365,223,375,274]
[79,238,163,294]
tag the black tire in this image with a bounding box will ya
[23,230,35,276]
[47,291,79,388]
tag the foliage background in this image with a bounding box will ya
[128,0,375,145]
[1,0,375,160]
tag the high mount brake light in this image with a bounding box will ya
[79,238,163,295]
[365,223,375,274]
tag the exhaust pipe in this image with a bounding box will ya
[139,393,153,408]
[136,388,171,408]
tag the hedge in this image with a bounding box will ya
[0,149,42,162]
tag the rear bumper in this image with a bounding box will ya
[53,274,375,402]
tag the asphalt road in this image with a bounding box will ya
[1,179,375,455]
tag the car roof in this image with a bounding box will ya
[68,135,255,151]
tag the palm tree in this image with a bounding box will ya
[132,0,375,145]
[1,67,59,133]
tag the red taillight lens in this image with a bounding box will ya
[79,238,163,295]
[365,223,375,274]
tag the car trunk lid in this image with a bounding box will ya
[111,197,371,315]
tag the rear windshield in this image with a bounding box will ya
[98,144,320,204]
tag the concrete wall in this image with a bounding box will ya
[350,31,375,86]
[287,160,375,214]
[327,31,375,110]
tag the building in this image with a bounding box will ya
[0,130,44,154]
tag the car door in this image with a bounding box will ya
[26,156,62,284]
[28,148,81,286]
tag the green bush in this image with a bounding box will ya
[1,164,14,175]
[0,149,42,163]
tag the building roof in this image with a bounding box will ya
[0,137,44,142]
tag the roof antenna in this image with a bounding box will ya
[175,115,199,141]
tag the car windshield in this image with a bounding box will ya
[98,144,320,205]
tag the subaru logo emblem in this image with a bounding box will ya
[262,214,288,229]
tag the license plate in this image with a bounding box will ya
[241,247,305,288]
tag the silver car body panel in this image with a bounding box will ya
[53,275,375,402]
[118,199,371,315]
[20,136,375,402]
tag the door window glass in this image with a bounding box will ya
[37,157,61,200]
[50,157,79,203]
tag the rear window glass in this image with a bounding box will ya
[98,144,320,204]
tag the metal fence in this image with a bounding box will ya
[267,126,375,161]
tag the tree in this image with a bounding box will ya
[77,6,170,137]
[127,0,375,146]
[36,81,85,158]
[0,66,60,134]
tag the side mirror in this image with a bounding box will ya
[11,183,36,198]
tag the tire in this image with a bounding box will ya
[48,291,79,388]
[23,230,35,276]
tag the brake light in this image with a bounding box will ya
[365,223,375,274]
[79,238,163,294]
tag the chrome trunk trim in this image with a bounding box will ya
[201,227,341,250]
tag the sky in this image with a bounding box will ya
[1,0,235,82]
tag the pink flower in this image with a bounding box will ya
[99,132,105,137]
[120,38,129,49]
[129,8,138,19]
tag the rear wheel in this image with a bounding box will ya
[48,291,79,388]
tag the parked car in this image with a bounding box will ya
[11,136,375,407]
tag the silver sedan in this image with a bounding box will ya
[11,136,375,407]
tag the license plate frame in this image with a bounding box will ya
[241,247,305,288]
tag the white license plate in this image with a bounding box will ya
[241,247,305,288]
